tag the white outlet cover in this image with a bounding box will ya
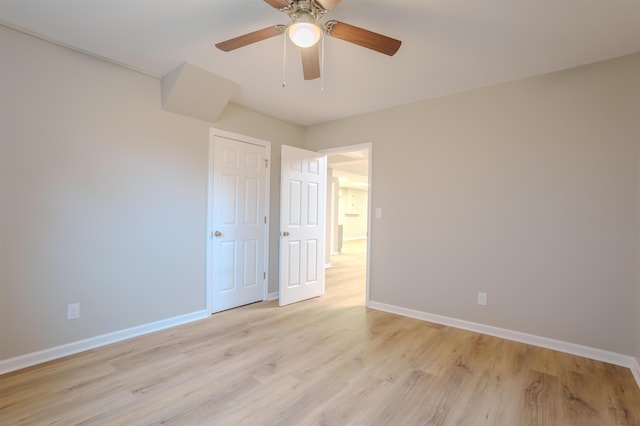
[477,293,487,306]
[67,303,80,320]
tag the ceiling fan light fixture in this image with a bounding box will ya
[288,14,322,48]
[215,0,402,82]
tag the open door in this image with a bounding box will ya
[279,145,326,306]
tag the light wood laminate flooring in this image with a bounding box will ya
[1,240,639,425]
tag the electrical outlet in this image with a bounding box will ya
[67,303,80,320]
[477,292,487,306]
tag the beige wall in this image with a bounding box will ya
[637,144,640,366]
[306,54,640,355]
[2,23,639,363]
[0,26,303,360]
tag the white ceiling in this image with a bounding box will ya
[1,1,639,126]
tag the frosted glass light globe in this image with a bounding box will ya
[288,21,321,48]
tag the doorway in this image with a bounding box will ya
[321,143,371,305]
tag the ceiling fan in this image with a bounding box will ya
[215,0,401,81]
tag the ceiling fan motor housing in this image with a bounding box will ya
[285,0,326,21]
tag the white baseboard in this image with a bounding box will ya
[632,358,640,388]
[3,301,638,391]
[0,310,208,376]
[368,301,640,389]
[268,291,279,301]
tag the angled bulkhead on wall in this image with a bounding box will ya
[161,62,237,122]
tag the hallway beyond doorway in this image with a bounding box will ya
[325,239,367,306]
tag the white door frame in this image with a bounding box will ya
[319,142,372,307]
[206,128,271,314]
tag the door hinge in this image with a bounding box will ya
[264,216,267,224]
[264,159,268,168]
[264,272,266,279]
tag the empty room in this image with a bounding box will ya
[1,0,640,424]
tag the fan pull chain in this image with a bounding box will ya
[282,32,287,88]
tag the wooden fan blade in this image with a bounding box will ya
[215,26,283,52]
[316,0,342,11]
[327,21,401,56]
[263,0,290,8]
[301,45,320,80]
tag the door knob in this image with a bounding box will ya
[214,230,222,237]
[282,231,290,237]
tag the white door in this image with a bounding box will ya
[279,145,326,306]
[209,131,270,313]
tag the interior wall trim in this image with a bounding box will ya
[0,310,208,376]
[367,300,640,389]
[632,358,640,388]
